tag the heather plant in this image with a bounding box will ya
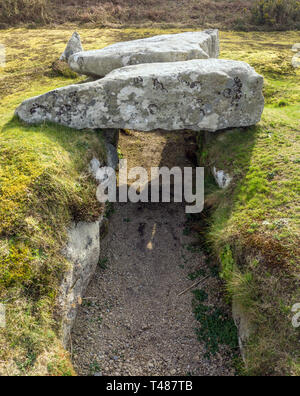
[251,0,300,29]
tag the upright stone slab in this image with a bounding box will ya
[68,30,219,77]
[15,59,264,132]
[60,32,83,62]
[59,217,103,346]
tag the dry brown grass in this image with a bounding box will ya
[0,0,48,25]
[0,0,255,30]
[2,0,299,30]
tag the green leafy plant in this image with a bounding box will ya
[193,297,239,357]
[251,0,300,29]
[98,257,108,270]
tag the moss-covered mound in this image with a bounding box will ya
[0,33,108,374]
[197,31,300,376]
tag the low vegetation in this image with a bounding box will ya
[251,0,300,30]
[0,31,108,374]
[192,288,239,358]
[197,32,300,375]
[1,0,299,30]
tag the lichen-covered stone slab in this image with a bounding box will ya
[59,217,102,346]
[68,30,219,77]
[16,59,264,132]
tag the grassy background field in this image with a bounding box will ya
[0,28,299,375]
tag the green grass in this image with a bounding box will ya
[0,118,106,375]
[197,32,300,376]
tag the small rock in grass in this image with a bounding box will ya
[89,157,102,179]
[291,43,300,52]
[292,53,300,68]
[212,166,232,189]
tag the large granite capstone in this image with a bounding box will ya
[68,30,220,77]
[15,59,264,132]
